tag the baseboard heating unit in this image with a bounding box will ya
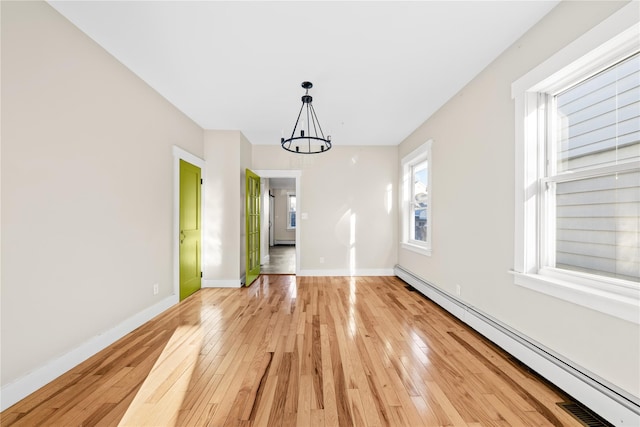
[394,265,640,427]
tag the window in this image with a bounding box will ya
[548,54,639,282]
[287,192,296,229]
[401,141,432,256]
[512,13,639,323]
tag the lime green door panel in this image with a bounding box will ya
[180,160,201,300]
[245,169,261,286]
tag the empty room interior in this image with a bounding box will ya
[1,1,639,426]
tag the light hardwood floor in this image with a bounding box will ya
[1,275,587,426]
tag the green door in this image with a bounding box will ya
[245,169,261,286]
[180,160,201,300]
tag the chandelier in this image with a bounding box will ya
[281,81,332,154]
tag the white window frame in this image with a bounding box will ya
[286,192,296,230]
[511,4,639,324]
[401,140,433,256]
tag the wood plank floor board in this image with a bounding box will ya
[167,353,219,412]
[423,337,531,426]
[409,394,446,427]
[1,275,586,426]
[360,333,403,408]
[48,367,135,426]
[180,375,223,426]
[296,374,312,427]
[417,387,455,427]
[1,372,83,418]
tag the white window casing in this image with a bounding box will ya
[286,192,296,230]
[401,140,433,256]
[511,4,639,324]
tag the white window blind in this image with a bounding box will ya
[549,52,639,282]
[554,53,639,171]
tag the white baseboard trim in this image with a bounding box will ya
[274,240,295,245]
[297,268,395,277]
[394,264,640,427]
[202,279,242,288]
[0,295,178,412]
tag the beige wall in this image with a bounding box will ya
[202,130,252,284]
[397,1,638,398]
[1,1,204,386]
[252,146,397,274]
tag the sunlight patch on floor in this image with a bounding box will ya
[118,325,203,426]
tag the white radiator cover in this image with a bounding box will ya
[394,265,640,427]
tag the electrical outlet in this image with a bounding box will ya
[319,257,325,264]
[455,285,461,296]
[153,283,159,295]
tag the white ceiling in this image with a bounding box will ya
[48,1,559,147]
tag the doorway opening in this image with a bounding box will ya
[254,170,301,275]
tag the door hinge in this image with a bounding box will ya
[200,178,203,185]
[200,272,203,278]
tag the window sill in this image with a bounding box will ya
[401,242,432,257]
[510,270,639,324]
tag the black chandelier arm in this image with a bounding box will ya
[306,102,311,142]
[308,103,325,139]
[290,101,306,140]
